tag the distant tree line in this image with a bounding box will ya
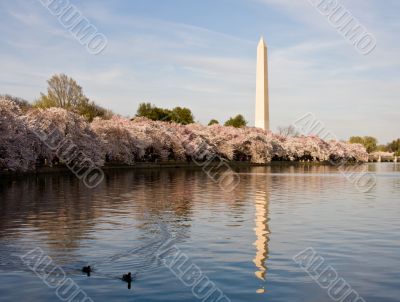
[135,103,194,125]
[223,115,247,128]
[386,139,400,156]
[136,104,247,128]
[205,115,248,128]
[349,136,400,155]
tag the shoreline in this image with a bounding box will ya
[0,160,372,178]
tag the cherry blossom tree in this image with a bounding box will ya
[0,99,36,171]
[25,107,105,167]
[0,101,369,171]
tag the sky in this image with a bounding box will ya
[0,0,399,143]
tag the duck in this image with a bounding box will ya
[122,272,132,282]
[82,266,92,274]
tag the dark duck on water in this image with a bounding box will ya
[122,272,133,283]
[82,266,92,275]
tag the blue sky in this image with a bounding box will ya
[0,0,399,143]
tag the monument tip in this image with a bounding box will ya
[259,36,267,47]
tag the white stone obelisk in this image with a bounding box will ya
[255,37,270,131]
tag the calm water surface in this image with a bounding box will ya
[0,164,399,302]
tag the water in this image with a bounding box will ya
[0,163,399,302]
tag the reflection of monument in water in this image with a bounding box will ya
[251,168,271,293]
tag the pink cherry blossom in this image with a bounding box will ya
[0,99,369,171]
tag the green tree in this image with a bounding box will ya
[136,103,169,121]
[363,136,378,153]
[349,136,364,145]
[376,145,388,152]
[208,119,219,126]
[136,103,171,121]
[77,100,113,122]
[387,139,400,154]
[349,136,377,153]
[136,103,194,125]
[34,74,112,121]
[170,107,194,125]
[387,139,400,152]
[33,95,57,108]
[224,114,247,128]
[35,74,87,109]
[135,102,153,117]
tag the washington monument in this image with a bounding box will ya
[255,37,270,131]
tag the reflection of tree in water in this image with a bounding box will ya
[0,175,99,250]
[115,168,197,241]
[0,169,201,256]
[0,165,345,281]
